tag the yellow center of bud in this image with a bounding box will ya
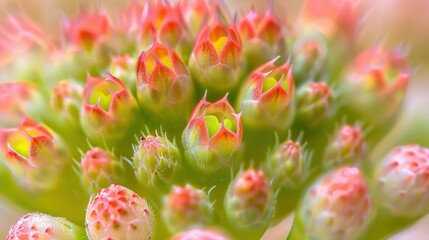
[262,77,278,93]
[89,81,121,112]
[145,48,174,76]
[213,36,228,54]
[8,132,31,158]
[204,115,234,137]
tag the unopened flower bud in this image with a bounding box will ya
[0,118,67,191]
[239,7,285,68]
[85,184,153,240]
[296,81,333,126]
[225,169,273,230]
[80,72,137,143]
[265,140,305,188]
[189,21,242,97]
[136,41,193,125]
[133,135,181,187]
[81,147,123,193]
[6,213,86,240]
[299,167,372,240]
[164,185,212,232]
[182,95,242,174]
[236,58,294,131]
[324,125,366,168]
[375,145,429,217]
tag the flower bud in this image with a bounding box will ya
[133,135,181,187]
[189,21,242,97]
[291,32,327,84]
[50,80,82,123]
[172,229,230,240]
[324,125,366,168]
[80,72,137,142]
[6,213,86,240]
[182,95,242,174]
[164,185,212,232]
[0,82,35,128]
[342,47,409,124]
[62,11,109,50]
[225,169,273,230]
[236,58,294,131]
[238,7,285,68]
[0,118,67,191]
[136,41,193,123]
[86,184,153,240]
[265,140,305,188]
[375,145,429,217]
[296,81,333,126]
[299,167,372,240]
[81,147,123,193]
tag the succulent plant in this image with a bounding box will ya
[0,0,426,239]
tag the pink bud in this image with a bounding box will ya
[81,147,122,193]
[225,169,272,229]
[324,125,366,168]
[164,185,212,232]
[300,167,372,240]
[85,184,153,239]
[376,145,429,217]
[7,213,86,240]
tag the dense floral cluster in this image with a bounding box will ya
[0,0,425,239]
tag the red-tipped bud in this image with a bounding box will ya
[343,47,409,124]
[299,167,372,240]
[0,82,35,128]
[137,41,193,113]
[375,145,429,217]
[85,184,153,240]
[296,81,333,126]
[140,1,188,48]
[182,95,242,173]
[225,169,273,229]
[265,140,305,188]
[133,135,181,187]
[164,185,213,232]
[81,147,123,193]
[238,8,285,67]
[6,213,86,240]
[0,118,67,191]
[189,21,242,95]
[236,59,294,130]
[62,11,109,49]
[324,125,366,168]
[80,72,137,142]
[172,229,230,240]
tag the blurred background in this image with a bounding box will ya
[0,0,429,238]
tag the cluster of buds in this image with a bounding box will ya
[1,0,424,239]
